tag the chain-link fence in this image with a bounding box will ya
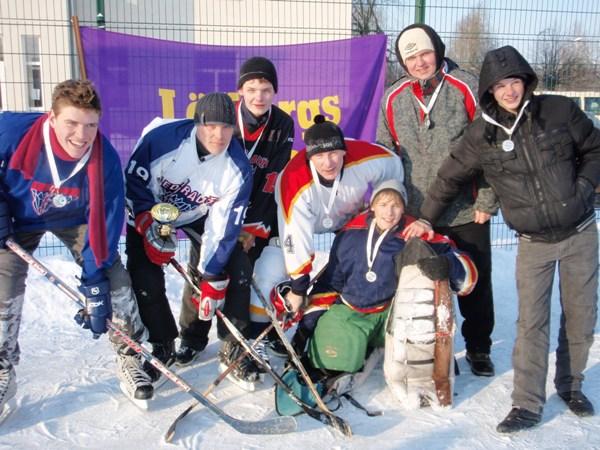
[1,0,599,256]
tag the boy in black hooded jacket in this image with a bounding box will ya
[419,45,600,433]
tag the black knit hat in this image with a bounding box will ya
[238,56,278,93]
[304,115,346,159]
[194,92,236,126]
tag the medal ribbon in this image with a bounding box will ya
[43,119,92,189]
[481,99,530,141]
[413,75,446,123]
[366,219,390,275]
[309,160,341,223]
[237,104,271,160]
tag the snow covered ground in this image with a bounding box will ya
[1,244,599,450]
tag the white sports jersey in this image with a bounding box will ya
[125,118,252,276]
[275,139,404,278]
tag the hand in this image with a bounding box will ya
[473,210,491,224]
[284,290,305,314]
[0,202,13,249]
[270,281,303,330]
[75,277,112,338]
[135,211,176,265]
[417,255,449,281]
[192,276,230,321]
[402,219,434,240]
[238,231,256,253]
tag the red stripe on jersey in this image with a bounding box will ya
[444,73,477,122]
[342,211,369,231]
[278,150,313,224]
[343,139,396,168]
[384,79,413,148]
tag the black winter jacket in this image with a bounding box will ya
[421,46,600,242]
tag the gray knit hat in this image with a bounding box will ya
[194,92,236,126]
[370,179,408,207]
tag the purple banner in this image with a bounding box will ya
[80,27,387,162]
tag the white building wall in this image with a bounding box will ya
[0,0,352,111]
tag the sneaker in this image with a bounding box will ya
[218,341,261,391]
[175,344,203,367]
[0,359,17,412]
[117,353,154,407]
[558,391,595,417]
[143,341,175,384]
[496,407,541,433]
[465,352,495,377]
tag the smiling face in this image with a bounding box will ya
[238,78,275,117]
[309,150,345,181]
[490,77,525,114]
[404,50,437,81]
[49,105,100,159]
[196,123,235,155]
[370,190,404,231]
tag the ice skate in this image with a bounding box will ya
[117,353,154,410]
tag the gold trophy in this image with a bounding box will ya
[150,203,180,238]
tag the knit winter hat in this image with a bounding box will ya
[370,179,408,207]
[304,115,346,159]
[194,92,236,126]
[238,56,278,93]
[397,28,435,62]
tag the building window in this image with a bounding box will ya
[22,35,42,109]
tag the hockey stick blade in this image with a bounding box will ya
[250,278,353,436]
[5,239,296,437]
[170,258,352,436]
[165,323,275,442]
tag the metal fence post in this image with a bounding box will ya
[415,0,426,23]
[96,0,106,29]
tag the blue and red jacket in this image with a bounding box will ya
[0,112,125,282]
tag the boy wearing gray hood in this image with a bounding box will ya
[420,45,600,433]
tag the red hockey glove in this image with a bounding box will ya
[134,211,176,266]
[270,280,304,330]
[192,276,230,321]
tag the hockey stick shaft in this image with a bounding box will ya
[165,322,274,442]
[251,277,352,436]
[6,239,296,436]
[169,257,350,434]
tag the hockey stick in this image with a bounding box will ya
[169,258,352,436]
[250,277,353,436]
[5,238,297,436]
[165,322,274,442]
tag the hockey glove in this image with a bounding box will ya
[0,202,13,249]
[74,277,112,338]
[270,281,304,330]
[417,255,450,281]
[135,211,176,266]
[192,276,230,321]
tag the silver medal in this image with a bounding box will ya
[502,139,515,152]
[322,217,333,229]
[52,193,67,208]
[365,271,377,283]
[424,116,431,129]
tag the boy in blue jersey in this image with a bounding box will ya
[0,80,152,413]
[124,93,253,383]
